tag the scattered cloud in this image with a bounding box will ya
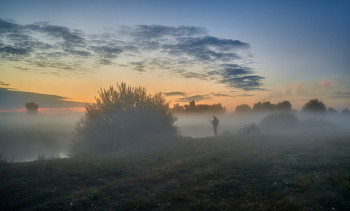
[130,61,147,72]
[130,25,207,39]
[177,95,211,102]
[0,81,10,87]
[332,91,350,99]
[319,80,334,88]
[220,75,265,90]
[211,93,232,97]
[0,19,264,90]
[164,91,186,96]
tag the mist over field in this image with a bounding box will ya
[176,111,350,137]
[1,110,349,162]
[0,112,81,162]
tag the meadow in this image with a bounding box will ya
[1,133,350,210]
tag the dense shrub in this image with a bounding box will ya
[71,83,177,156]
[259,112,299,134]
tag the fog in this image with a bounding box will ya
[175,112,350,137]
[1,111,350,162]
[0,112,81,162]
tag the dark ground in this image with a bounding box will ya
[1,134,350,210]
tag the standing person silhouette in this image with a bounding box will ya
[211,116,219,136]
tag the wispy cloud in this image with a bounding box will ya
[332,91,350,99]
[0,81,10,87]
[211,93,232,97]
[319,80,334,88]
[164,91,186,96]
[0,19,265,91]
[177,95,211,102]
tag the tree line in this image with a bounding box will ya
[171,100,226,113]
[235,99,350,114]
[170,98,349,114]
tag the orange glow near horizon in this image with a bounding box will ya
[0,107,86,114]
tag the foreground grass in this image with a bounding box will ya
[1,134,350,210]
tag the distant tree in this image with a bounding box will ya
[327,107,337,114]
[276,101,292,112]
[302,99,326,113]
[172,103,185,112]
[25,102,39,114]
[189,100,196,109]
[183,100,196,112]
[176,101,226,113]
[342,109,350,115]
[71,83,177,156]
[235,104,251,113]
[252,102,262,111]
[253,101,275,112]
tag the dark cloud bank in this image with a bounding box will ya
[0,19,264,91]
[0,88,84,110]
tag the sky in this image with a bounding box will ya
[0,0,349,112]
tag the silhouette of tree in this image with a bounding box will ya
[172,101,226,113]
[342,108,350,115]
[235,104,251,113]
[276,100,292,112]
[327,107,337,114]
[302,99,326,113]
[253,101,275,112]
[172,103,185,112]
[25,102,39,114]
[183,100,196,112]
[71,83,177,155]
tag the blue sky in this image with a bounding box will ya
[0,0,349,111]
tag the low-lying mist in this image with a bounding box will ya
[1,111,349,162]
[0,112,81,162]
[175,112,350,137]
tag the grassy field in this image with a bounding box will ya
[1,134,350,210]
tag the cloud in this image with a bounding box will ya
[0,81,10,87]
[130,61,147,72]
[0,46,31,56]
[90,46,122,59]
[220,75,265,90]
[131,25,207,39]
[164,91,186,96]
[0,19,264,90]
[319,80,334,88]
[177,95,211,102]
[26,23,86,48]
[332,91,350,99]
[0,88,85,110]
[162,36,247,62]
[211,93,232,97]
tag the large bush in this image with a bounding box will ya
[71,83,177,155]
